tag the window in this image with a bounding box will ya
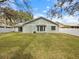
[37,26,39,31]
[51,26,56,30]
[37,25,46,31]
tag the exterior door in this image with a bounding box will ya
[18,27,22,32]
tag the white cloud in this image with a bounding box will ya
[46,6,50,9]
[34,13,46,19]
[43,6,50,13]
[34,14,79,24]
[33,8,38,11]
[62,15,78,23]
[52,15,79,24]
[43,10,47,13]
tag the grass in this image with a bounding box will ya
[0,32,79,59]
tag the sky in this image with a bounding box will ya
[6,0,79,24]
[31,0,54,15]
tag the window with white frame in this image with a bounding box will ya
[51,26,56,30]
[37,25,46,31]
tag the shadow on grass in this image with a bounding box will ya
[11,52,33,59]
[0,52,33,59]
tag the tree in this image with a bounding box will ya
[0,7,33,26]
[47,0,79,19]
[0,0,7,7]
[0,0,33,26]
[0,0,6,2]
[0,7,18,25]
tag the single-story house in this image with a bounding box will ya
[67,25,79,28]
[0,24,14,32]
[61,24,79,28]
[14,17,59,33]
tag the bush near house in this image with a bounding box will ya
[0,32,79,59]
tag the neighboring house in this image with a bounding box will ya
[0,24,14,33]
[14,17,59,33]
[56,22,79,28]
[61,24,79,28]
[66,24,79,28]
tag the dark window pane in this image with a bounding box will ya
[40,26,43,31]
[51,26,56,30]
[37,26,39,31]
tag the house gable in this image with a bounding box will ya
[23,17,59,26]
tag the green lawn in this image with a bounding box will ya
[0,32,79,59]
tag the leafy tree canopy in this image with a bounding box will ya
[0,0,33,26]
[47,0,79,19]
[0,0,6,2]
